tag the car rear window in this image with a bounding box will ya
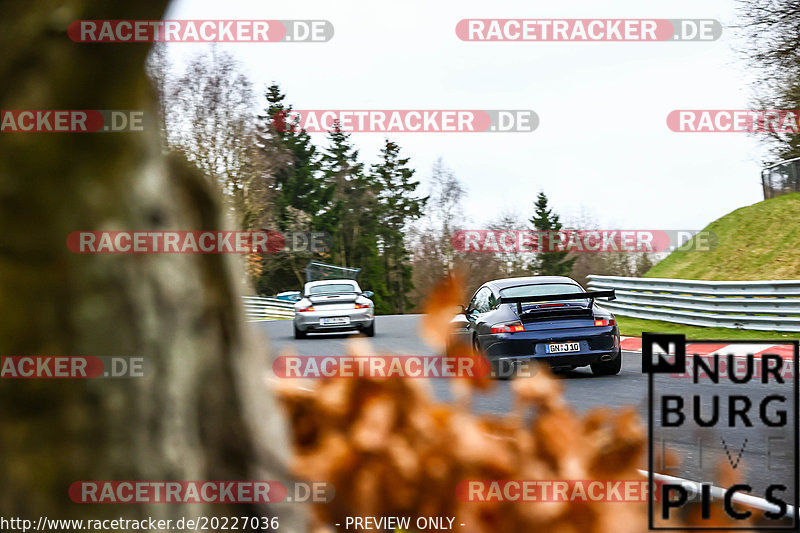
[308,283,358,295]
[499,283,585,300]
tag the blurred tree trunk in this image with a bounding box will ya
[0,1,303,530]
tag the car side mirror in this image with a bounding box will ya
[362,290,374,299]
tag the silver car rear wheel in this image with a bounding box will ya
[362,321,375,337]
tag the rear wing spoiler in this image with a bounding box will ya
[498,290,616,315]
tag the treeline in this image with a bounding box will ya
[407,181,654,307]
[148,46,427,314]
[148,46,653,313]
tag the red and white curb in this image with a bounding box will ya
[621,337,796,359]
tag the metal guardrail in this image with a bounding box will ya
[762,156,800,200]
[586,275,800,332]
[243,296,295,321]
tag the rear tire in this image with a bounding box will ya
[363,321,375,337]
[591,350,622,376]
[294,325,307,339]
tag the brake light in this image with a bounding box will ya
[594,318,616,327]
[298,306,315,312]
[491,321,525,334]
[354,303,369,309]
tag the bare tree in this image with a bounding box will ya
[409,159,511,305]
[487,210,531,278]
[166,47,275,232]
[146,42,171,147]
[428,157,466,256]
[738,0,800,159]
[563,210,653,286]
[409,159,467,305]
[154,47,280,282]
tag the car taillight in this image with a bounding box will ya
[491,321,525,334]
[594,318,616,327]
[298,306,315,312]
[354,303,369,309]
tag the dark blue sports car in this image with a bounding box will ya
[450,276,621,378]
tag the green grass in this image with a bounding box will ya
[630,193,800,338]
[646,192,800,280]
[616,315,799,341]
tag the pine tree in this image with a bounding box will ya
[252,84,326,290]
[256,84,323,231]
[319,124,390,312]
[529,192,576,276]
[371,140,428,313]
[319,124,366,266]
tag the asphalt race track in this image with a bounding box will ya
[260,315,798,517]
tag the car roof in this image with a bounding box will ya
[484,276,581,291]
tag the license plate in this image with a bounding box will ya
[320,316,350,325]
[546,342,580,354]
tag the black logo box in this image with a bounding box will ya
[643,333,799,531]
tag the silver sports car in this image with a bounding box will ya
[293,280,375,339]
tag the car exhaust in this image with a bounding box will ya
[600,354,613,361]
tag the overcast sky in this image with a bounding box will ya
[165,0,765,231]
